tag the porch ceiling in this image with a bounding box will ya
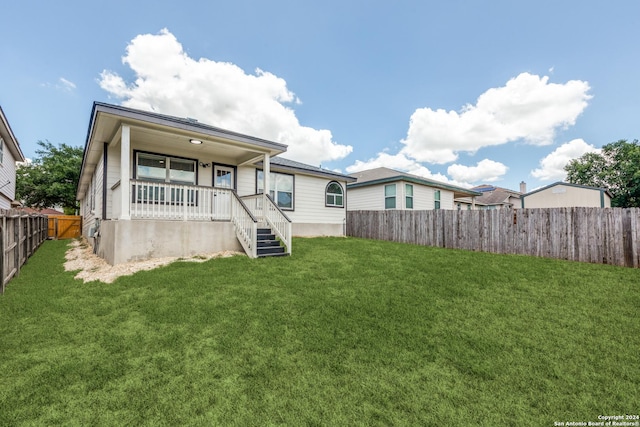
[130,126,269,165]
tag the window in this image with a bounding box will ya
[434,190,441,210]
[385,184,396,209]
[134,152,197,205]
[405,184,413,209]
[257,170,294,210]
[0,137,4,164]
[326,181,344,207]
[136,152,196,185]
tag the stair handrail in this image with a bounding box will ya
[231,191,258,258]
[264,194,292,255]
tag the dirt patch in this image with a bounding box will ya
[64,238,244,283]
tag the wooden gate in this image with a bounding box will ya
[47,215,82,240]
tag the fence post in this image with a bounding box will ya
[14,214,20,277]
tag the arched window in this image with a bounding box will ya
[325,181,344,207]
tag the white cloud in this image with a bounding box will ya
[98,29,352,165]
[530,138,600,181]
[447,159,508,183]
[400,72,592,164]
[59,77,76,91]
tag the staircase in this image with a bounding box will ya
[257,227,288,257]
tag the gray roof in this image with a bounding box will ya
[261,156,357,182]
[88,102,288,153]
[523,181,612,198]
[348,167,481,197]
[469,185,522,205]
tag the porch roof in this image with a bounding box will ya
[0,105,26,163]
[77,102,289,200]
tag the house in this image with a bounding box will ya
[0,105,27,209]
[347,167,481,210]
[76,102,356,264]
[20,207,65,215]
[521,182,612,208]
[455,183,523,210]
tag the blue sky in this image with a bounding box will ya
[2,0,638,191]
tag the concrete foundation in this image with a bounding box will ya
[88,220,345,265]
[95,220,242,265]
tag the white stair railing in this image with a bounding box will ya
[242,194,292,255]
[263,194,292,255]
[231,192,258,258]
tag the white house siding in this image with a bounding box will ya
[0,146,17,209]
[439,189,454,210]
[348,181,456,211]
[81,156,104,237]
[105,143,120,219]
[237,166,256,196]
[347,185,385,210]
[523,184,610,208]
[287,174,347,223]
[238,165,348,236]
[412,184,434,210]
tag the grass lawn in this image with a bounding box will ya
[0,238,638,426]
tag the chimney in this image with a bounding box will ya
[520,181,527,194]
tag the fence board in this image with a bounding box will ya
[1,210,48,294]
[347,207,640,268]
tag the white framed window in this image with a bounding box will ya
[135,152,196,185]
[0,137,4,164]
[405,184,413,209]
[325,181,344,207]
[134,151,198,205]
[434,190,441,210]
[385,184,396,209]
[257,170,294,210]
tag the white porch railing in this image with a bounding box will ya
[130,180,233,221]
[241,194,292,255]
[124,181,291,257]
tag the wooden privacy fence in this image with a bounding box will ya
[347,208,640,268]
[1,210,48,294]
[47,215,82,240]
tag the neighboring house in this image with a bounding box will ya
[21,207,65,215]
[347,167,481,210]
[455,183,523,210]
[521,182,612,208]
[0,105,26,209]
[76,102,355,265]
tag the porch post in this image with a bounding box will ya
[120,125,131,220]
[263,153,270,214]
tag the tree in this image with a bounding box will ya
[16,141,83,214]
[564,139,640,207]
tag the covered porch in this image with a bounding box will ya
[78,103,293,262]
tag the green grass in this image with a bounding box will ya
[1,238,638,426]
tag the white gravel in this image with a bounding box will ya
[63,238,244,283]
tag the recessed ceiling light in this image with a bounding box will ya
[189,139,203,145]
